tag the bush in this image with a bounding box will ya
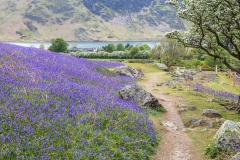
[140,44,151,50]
[204,141,223,159]
[116,43,125,51]
[132,51,150,59]
[102,44,116,53]
[69,50,149,59]
[39,44,45,49]
[130,46,140,56]
[48,38,69,53]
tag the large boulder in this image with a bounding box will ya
[119,85,162,108]
[172,70,183,77]
[115,66,142,78]
[156,63,168,71]
[171,70,196,80]
[202,109,222,118]
[214,120,240,150]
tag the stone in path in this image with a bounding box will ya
[162,121,179,130]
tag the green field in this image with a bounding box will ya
[124,62,240,159]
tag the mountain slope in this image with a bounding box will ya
[0,0,185,41]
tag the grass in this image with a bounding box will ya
[122,62,240,159]
[203,72,240,95]
[123,62,160,73]
[186,128,217,158]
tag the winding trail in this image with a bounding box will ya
[139,73,198,160]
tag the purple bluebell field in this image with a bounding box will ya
[190,83,239,101]
[0,43,158,159]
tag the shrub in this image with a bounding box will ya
[204,141,223,159]
[140,44,151,50]
[48,38,69,53]
[69,50,149,59]
[102,43,116,53]
[116,43,125,51]
[39,44,45,49]
[132,51,150,59]
[130,46,140,56]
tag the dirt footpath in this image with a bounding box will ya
[139,73,202,160]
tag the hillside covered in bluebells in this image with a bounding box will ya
[0,43,158,159]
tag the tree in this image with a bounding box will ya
[130,46,140,57]
[102,44,115,53]
[140,44,151,50]
[160,37,186,69]
[48,38,68,53]
[125,43,133,50]
[116,43,125,51]
[150,44,162,61]
[165,0,240,74]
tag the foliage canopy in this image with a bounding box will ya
[140,44,151,50]
[48,38,68,53]
[102,43,116,53]
[166,0,240,73]
[160,38,186,68]
[116,43,125,51]
[130,46,140,56]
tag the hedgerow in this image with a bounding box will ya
[69,50,150,59]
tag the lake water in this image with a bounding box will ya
[6,41,159,49]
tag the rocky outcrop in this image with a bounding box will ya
[115,66,142,78]
[186,117,224,128]
[186,118,203,127]
[119,84,162,108]
[202,109,222,118]
[171,70,195,80]
[214,120,240,150]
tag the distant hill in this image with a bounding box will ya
[0,0,185,41]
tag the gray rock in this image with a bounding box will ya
[178,104,187,108]
[183,73,193,80]
[156,63,167,71]
[214,120,240,150]
[202,109,222,118]
[188,106,197,110]
[166,80,174,86]
[187,118,203,127]
[115,66,141,78]
[172,70,183,77]
[179,108,187,112]
[119,85,162,108]
[163,121,175,128]
[206,121,214,128]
